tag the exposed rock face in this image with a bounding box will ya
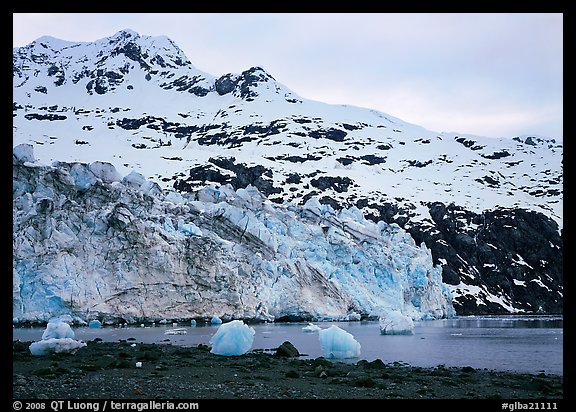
[407,203,563,314]
[13,149,453,324]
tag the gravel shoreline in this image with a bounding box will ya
[13,340,563,400]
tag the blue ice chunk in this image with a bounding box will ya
[69,163,99,189]
[29,319,87,356]
[89,161,122,184]
[209,320,255,356]
[318,325,361,359]
[197,186,223,203]
[162,217,182,239]
[13,143,35,163]
[88,320,102,329]
[29,338,86,356]
[42,321,75,340]
[177,219,203,236]
[379,310,415,335]
[165,190,186,204]
[122,170,146,189]
[210,315,223,325]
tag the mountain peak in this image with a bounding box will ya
[104,28,142,49]
[18,35,78,54]
[112,28,140,39]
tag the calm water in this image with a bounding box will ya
[13,315,563,376]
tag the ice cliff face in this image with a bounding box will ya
[13,145,453,324]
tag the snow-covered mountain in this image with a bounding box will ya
[13,29,563,317]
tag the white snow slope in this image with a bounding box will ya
[12,29,563,228]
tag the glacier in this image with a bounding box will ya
[13,145,454,324]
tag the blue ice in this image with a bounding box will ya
[29,320,86,356]
[88,320,102,329]
[42,320,75,339]
[209,320,255,356]
[318,325,361,359]
[379,310,415,335]
[210,315,223,325]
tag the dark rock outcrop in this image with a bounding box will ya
[275,341,300,357]
[406,203,563,314]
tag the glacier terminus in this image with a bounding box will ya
[13,146,453,323]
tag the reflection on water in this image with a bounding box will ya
[445,315,563,329]
[13,315,563,376]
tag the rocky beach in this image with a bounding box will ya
[12,339,563,400]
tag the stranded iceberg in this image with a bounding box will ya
[319,325,361,359]
[13,145,454,324]
[29,318,86,356]
[210,320,255,356]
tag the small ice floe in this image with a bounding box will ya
[318,325,361,359]
[135,362,142,368]
[164,328,188,335]
[302,322,322,333]
[379,310,415,335]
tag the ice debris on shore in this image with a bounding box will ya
[210,320,255,356]
[379,310,415,335]
[41,320,76,339]
[318,325,361,359]
[29,320,86,356]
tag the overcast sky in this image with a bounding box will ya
[13,13,563,140]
